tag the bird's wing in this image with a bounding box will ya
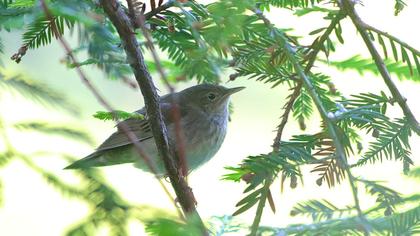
[95,102,188,152]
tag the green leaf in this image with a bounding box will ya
[334,23,344,44]
[309,27,326,35]
[390,39,399,62]
[145,218,203,236]
[233,193,260,216]
[92,110,144,122]
[8,0,35,8]
[400,46,413,75]
[413,52,420,76]
[236,188,263,207]
[394,0,407,16]
[378,34,388,59]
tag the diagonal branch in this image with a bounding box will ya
[38,0,183,218]
[144,0,174,20]
[340,0,419,135]
[134,8,189,178]
[272,14,344,151]
[261,13,345,236]
[99,0,206,231]
[252,8,371,236]
[364,23,420,57]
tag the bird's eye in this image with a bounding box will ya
[207,92,216,101]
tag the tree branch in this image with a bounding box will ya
[144,0,174,20]
[364,23,420,57]
[341,0,419,135]
[253,8,371,235]
[262,13,345,235]
[272,14,343,151]
[98,0,206,231]
[134,9,189,178]
[38,0,183,218]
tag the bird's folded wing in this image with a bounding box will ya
[95,102,187,152]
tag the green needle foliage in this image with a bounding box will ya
[93,110,145,122]
[0,0,419,235]
[0,71,79,115]
[0,70,157,236]
[13,121,96,145]
[323,55,420,81]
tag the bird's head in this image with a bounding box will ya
[179,84,245,115]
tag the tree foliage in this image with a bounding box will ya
[0,0,419,235]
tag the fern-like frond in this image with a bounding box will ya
[311,158,345,187]
[367,29,420,77]
[260,0,324,10]
[345,92,390,114]
[262,205,420,235]
[22,15,70,49]
[323,55,420,81]
[145,218,202,236]
[290,199,355,222]
[92,110,144,122]
[208,215,244,235]
[152,25,218,82]
[355,118,413,172]
[0,72,79,115]
[293,86,313,120]
[20,155,84,197]
[8,0,35,8]
[223,148,311,216]
[13,121,95,145]
[379,205,420,235]
[359,179,402,216]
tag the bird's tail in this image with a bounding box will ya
[64,151,107,169]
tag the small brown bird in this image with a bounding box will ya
[65,84,244,175]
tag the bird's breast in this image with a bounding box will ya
[175,113,228,170]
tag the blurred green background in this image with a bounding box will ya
[0,0,419,235]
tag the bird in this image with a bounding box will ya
[64,84,244,176]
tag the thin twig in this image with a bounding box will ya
[272,83,302,151]
[272,14,343,150]
[253,8,371,235]
[99,0,206,231]
[144,0,174,20]
[261,13,344,233]
[252,13,344,236]
[363,23,420,56]
[340,0,419,135]
[39,0,182,218]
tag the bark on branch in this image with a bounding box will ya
[99,0,205,227]
[341,0,419,135]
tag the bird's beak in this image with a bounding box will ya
[226,86,245,95]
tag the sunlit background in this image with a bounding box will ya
[0,0,419,235]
